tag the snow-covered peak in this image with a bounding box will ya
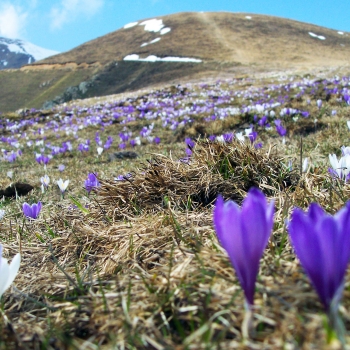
[0,37,59,61]
[0,37,59,69]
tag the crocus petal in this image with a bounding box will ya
[308,202,325,224]
[0,258,10,297]
[1,253,21,295]
[288,208,325,302]
[22,203,32,218]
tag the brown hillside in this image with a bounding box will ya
[30,12,350,70]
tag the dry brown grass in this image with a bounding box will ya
[1,139,350,349]
[95,140,299,221]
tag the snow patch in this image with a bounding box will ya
[245,16,252,19]
[160,27,171,35]
[149,37,161,44]
[338,31,344,35]
[124,22,138,29]
[140,37,161,47]
[160,57,202,63]
[124,54,140,61]
[123,54,202,63]
[308,32,326,40]
[139,19,164,32]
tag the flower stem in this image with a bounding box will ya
[242,300,254,340]
[326,301,346,346]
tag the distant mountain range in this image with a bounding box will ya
[0,37,59,70]
[1,12,350,112]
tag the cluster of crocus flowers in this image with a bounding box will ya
[0,244,21,299]
[213,188,350,344]
[22,202,42,220]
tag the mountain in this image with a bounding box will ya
[1,12,350,112]
[32,12,350,68]
[0,37,59,70]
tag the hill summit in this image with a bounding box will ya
[1,12,350,112]
[32,12,350,69]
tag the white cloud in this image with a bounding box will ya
[50,0,104,30]
[0,3,28,39]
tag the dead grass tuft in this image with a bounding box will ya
[95,140,300,220]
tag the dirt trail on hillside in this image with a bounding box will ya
[197,12,242,63]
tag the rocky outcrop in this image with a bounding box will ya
[42,74,99,109]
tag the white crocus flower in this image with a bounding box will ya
[329,153,350,180]
[244,128,253,136]
[302,158,309,173]
[134,137,141,146]
[97,147,104,156]
[0,209,5,220]
[236,132,245,142]
[41,174,50,187]
[7,171,13,179]
[0,244,21,298]
[347,121,350,130]
[341,154,350,179]
[329,154,343,179]
[57,179,69,193]
[216,135,225,143]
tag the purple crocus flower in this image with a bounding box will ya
[104,136,113,149]
[22,202,42,219]
[223,133,234,143]
[185,148,193,157]
[6,152,17,163]
[258,115,268,127]
[275,120,287,137]
[35,154,50,165]
[213,188,274,306]
[288,203,350,341]
[84,173,100,193]
[248,131,258,143]
[153,136,161,144]
[288,203,350,311]
[185,138,195,149]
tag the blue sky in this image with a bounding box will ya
[0,0,349,53]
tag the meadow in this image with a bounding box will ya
[1,71,350,349]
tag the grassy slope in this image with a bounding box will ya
[0,69,95,112]
[1,72,350,348]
